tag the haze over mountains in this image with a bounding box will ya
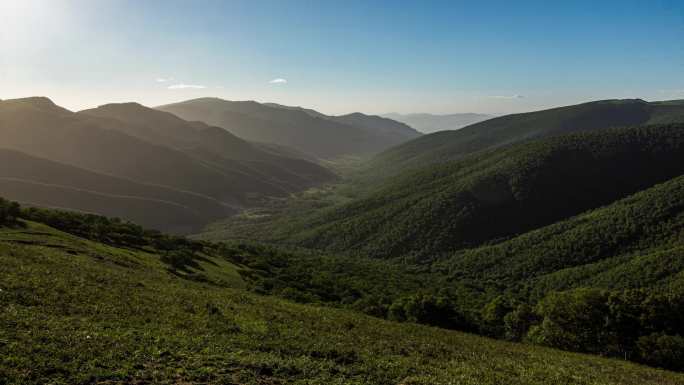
[383,112,494,133]
[0,97,346,232]
[158,98,422,159]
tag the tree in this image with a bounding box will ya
[504,303,538,341]
[481,295,516,338]
[637,333,684,371]
[605,290,646,358]
[388,293,464,329]
[529,289,610,353]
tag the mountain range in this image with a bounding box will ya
[158,98,422,159]
[0,97,341,232]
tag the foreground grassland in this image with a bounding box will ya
[1,223,683,384]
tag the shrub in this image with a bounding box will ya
[0,198,21,226]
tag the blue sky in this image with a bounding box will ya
[1,0,683,114]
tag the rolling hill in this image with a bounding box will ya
[383,112,494,133]
[0,97,335,231]
[373,99,684,174]
[157,98,421,159]
[1,206,682,384]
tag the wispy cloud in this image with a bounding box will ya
[269,78,287,84]
[488,94,524,99]
[659,89,684,94]
[156,77,172,83]
[167,84,207,90]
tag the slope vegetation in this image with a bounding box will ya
[1,212,682,384]
[443,173,684,297]
[234,124,684,259]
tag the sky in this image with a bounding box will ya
[1,0,683,115]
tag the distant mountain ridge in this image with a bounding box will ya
[0,97,335,232]
[158,98,421,159]
[373,99,684,174]
[383,112,494,133]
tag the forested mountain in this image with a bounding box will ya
[0,97,334,232]
[157,98,421,159]
[383,112,493,133]
[442,172,684,297]
[373,99,684,174]
[209,124,684,260]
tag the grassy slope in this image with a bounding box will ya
[2,222,681,384]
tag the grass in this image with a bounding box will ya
[2,222,683,384]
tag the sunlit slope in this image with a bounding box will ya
[1,222,681,385]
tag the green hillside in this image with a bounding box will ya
[212,124,684,259]
[439,171,684,298]
[194,168,684,372]
[1,209,682,384]
[372,99,684,175]
[157,98,421,159]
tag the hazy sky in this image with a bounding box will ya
[1,0,683,115]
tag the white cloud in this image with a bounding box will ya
[269,78,287,84]
[167,84,207,90]
[488,94,524,99]
[156,77,172,83]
